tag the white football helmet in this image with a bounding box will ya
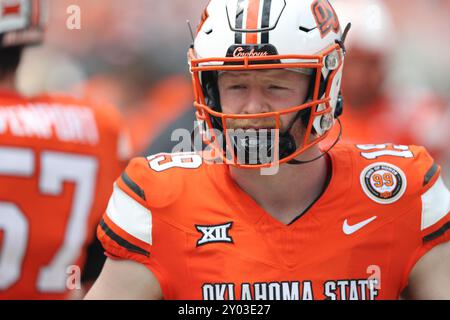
[0,0,46,48]
[189,0,348,168]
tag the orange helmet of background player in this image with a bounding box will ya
[0,0,46,49]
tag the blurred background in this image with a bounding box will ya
[16,0,450,181]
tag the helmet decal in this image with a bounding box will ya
[233,0,282,45]
[311,0,340,38]
[225,44,278,58]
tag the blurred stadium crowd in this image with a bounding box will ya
[1,0,449,299]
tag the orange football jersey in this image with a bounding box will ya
[98,144,450,300]
[0,90,131,299]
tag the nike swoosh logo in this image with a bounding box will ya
[343,216,377,235]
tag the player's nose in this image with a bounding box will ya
[242,87,270,115]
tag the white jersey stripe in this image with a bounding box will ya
[106,183,152,245]
[421,176,450,230]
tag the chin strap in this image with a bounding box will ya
[287,118,343,165]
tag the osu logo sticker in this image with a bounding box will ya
[311,0,340,38]
[360,163,407,204]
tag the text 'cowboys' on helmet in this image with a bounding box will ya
[188,0,348,168]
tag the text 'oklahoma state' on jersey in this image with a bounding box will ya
[98,144,450,300]
[0,90,131,299]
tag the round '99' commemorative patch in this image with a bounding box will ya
[360,162,407,204]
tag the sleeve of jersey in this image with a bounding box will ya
[96,158,168,289]
[403,146,450,284]
[415,147,450,248]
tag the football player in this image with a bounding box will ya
[86,0,450,300]
[0,0,131,299]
